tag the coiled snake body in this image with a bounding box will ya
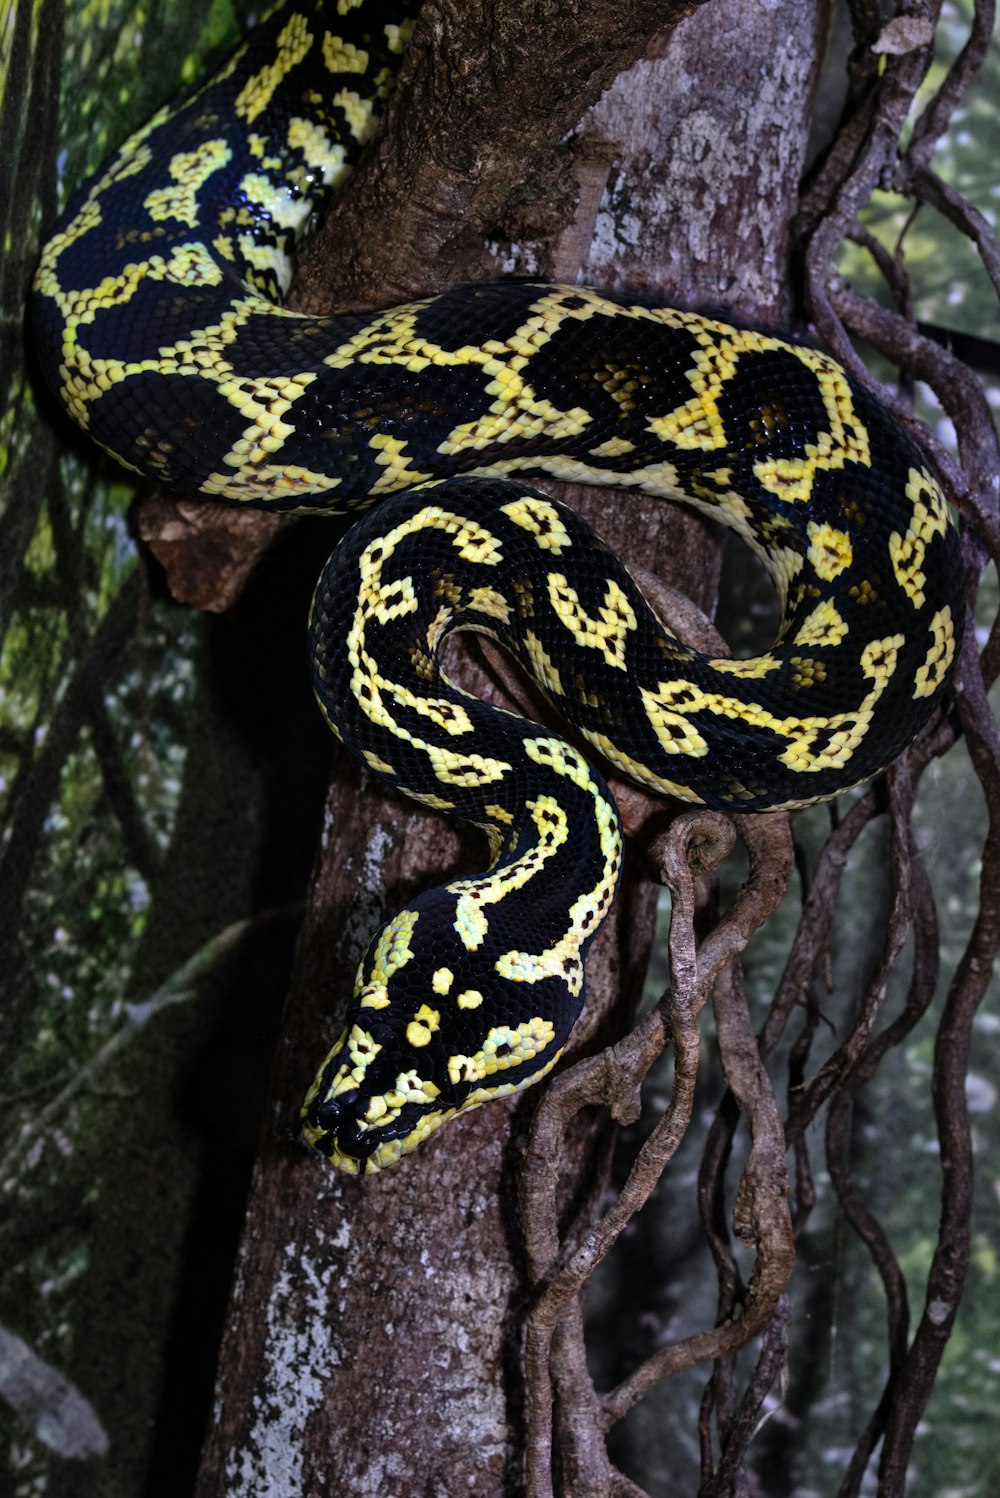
[33,0,964,1173]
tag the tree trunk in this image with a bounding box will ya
[197,0,827,1491]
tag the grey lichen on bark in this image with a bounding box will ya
[576,0,826,319]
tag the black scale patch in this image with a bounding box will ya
[87,370,252,490]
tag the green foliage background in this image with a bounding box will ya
[2,4,326,1495]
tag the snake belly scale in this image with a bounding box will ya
[33,0,964,1173]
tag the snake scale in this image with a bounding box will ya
[33,0,964,1174]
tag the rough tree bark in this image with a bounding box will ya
[190,2,827,1494]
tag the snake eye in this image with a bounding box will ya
[313,1099,341,1130]
[313,1091,358,1131]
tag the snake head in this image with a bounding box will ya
[299,897,574,1174]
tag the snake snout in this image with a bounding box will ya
[305,1090,387,1162]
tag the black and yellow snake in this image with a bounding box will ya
[33,0,964,1173]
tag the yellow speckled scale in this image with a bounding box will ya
[33,0,964,1172]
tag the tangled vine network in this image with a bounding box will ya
[514,1,1000,1493]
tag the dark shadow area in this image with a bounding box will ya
[138,517,345,1498]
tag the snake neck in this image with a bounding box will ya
[299,725,622,1173]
